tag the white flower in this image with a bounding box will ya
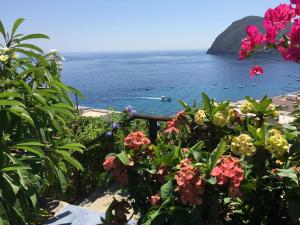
[0,54,9,62]
[50,49,58,54]
[61,56,65,61]
[12,53,19,59]
[1,47,9,53]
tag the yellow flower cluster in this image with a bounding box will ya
[267,104,279,117]
[266,129,289,157]
[0,47,9,63]
[228,108,237,122]
[240,100,254,114]
[194,109,206,125]
[212,111,228,127]
[231,134,256,156]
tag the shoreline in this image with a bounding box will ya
[78,91,300,124]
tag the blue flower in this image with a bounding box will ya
[110,122,120,130]
[105,131,113,137]
[124,105,133,112]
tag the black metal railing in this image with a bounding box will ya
[85,113,171,148]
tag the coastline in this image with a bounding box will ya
[77,91,300,125]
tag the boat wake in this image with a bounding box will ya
[132,97,162,100]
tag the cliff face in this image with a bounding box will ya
[207,16,264,55]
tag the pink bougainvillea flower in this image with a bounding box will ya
[124,131,150,150]
[291,0,300,4]
[149,193,161,206]
[250,65,264,77]
[290,19,300,46]
[264,23,277,44]
[291,0,300,15]
[239,26,264,60]
[239,49,248,60]
[263,4,295,31]
[246,25,265,46]
[278,45,300,62]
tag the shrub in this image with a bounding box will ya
[0,19,85,224]
[100,93,300,225]
[57,111,149,202]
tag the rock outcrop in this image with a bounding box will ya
[207,16,264,55]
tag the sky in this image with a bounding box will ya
[2,0,290,52]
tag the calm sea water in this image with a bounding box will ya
[61,50,300,115]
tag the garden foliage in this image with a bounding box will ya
[101,94,300,225]
[0,19,85,224]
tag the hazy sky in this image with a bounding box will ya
[2,0,289,52]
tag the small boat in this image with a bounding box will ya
[170,86,174,88]
[146,88,151,90]
[288,82,293,84]
[224,86,229,89]
[251,84,257,86]
[161,96,172,101]
[212,83,217,85]
[238,85,243,88]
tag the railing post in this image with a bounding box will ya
[149,119,158,142]
[75,93,79,113]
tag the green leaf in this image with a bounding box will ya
[160,180,173,201]
[14,43,43,53]
[0,201,9,225]
[14,141,46,147]
[11,18,25,37]
[0,20,6,39]
[275,168,298,185]
[58,143,85,153]
[1,165,31,172]
[19,33,49,41]
[12,145,45,157]
[57,151,83,171]
[0,100,24,107]
[247,123,257,139]
[8,107,34,127]
[178,100,190,111]
[2,174,20,194]
[116,151,129,165]
[0,92,23,99]
[55,167,67,194]
[208,139,227,172]
[202,92,212,116]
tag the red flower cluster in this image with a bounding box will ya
[103,156,128,186]
[211,156,244,198]
[165,111,187,134]
[175,158,205,206]
[164,126,179,134]
[124,131,150,150]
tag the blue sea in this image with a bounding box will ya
[61,50,300,115]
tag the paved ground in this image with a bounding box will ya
[44,204,136,225]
